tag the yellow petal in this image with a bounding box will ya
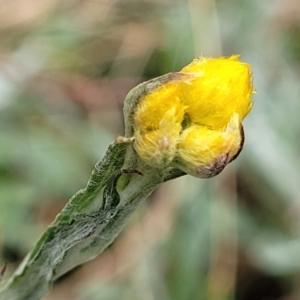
[134,126,180,167]
[177,114,243,178]
[132,83,185,167]
[180,56,253,129]
[134,83,185,133]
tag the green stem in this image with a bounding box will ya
[0,141,184,300]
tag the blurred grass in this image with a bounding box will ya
[1,0,300,299]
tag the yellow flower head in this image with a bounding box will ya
[127,56,253,178]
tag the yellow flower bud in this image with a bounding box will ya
[123,56,254,178]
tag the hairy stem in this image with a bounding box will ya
[0,141,184,300]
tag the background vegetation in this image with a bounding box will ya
[1,0,300,299]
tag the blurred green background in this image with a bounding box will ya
[1,0,300,299]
